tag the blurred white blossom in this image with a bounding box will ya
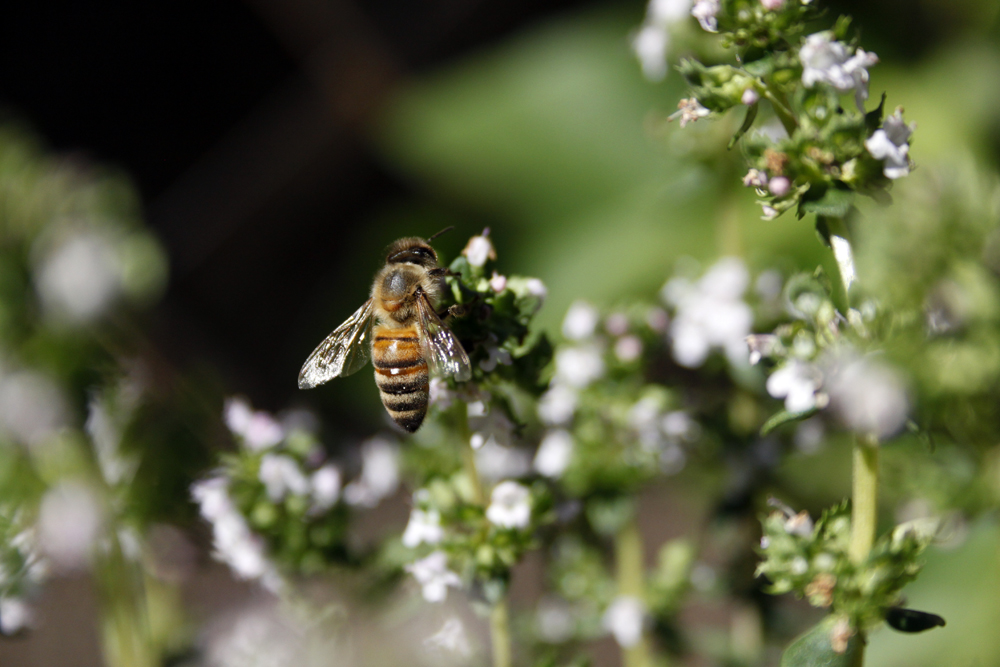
[536,598,576,644]
[202,603,303,667]
[35,229,124,323]
[562,301,600,341]
[0,598,32,635]
[0,370,69,447]
[865,109,915,179]
[224,398,284,451]
[406,551,462,603]
[258,454,310,502]
[486,481,532,529]
[534,430,574,478]
[603,596,647,648]
[766,360,824,413]
[614,335,643,362]
[402,508,444,548]
[632,0,692,80]
[489,272,507,293]
[663,257,753,368]
[537,385,578,426]
[825,354,908,439]
[310,464,341,511]
[476,441,531,482]
[424,617,472,658]
[344,437,400,507]
[554,345,605,388]
[37,480,104,571]
[192,477,280,589]
[674,98,711,127]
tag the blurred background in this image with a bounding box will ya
[1,0,1000,665]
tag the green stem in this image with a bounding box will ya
[456,405,511,667]
[848,436,878,665]
[97,533,156,667]
[615,518,654,667]
[849,436,878,565]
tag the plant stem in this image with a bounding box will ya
[615,517,654,667]
[848,435,879,565]
[456,405,512,667]
[848,435,878,665]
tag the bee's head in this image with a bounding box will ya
[385,237,439,268]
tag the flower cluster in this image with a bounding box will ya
[757,500,939,634]
[661,2,914,221]
[194,398,404,582]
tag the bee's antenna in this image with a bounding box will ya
[427,226,455,241]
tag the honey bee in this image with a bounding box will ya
[298,235,472,432]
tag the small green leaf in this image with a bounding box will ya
[781,616,863,667]
[801,189,856,218]
[865,93,887,133]
[729,102,759,149]
[761,407,819,436]
[743,55,775,78]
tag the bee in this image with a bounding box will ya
[298,234,472,432]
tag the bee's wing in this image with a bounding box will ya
[298,298,375,389]
[415,292,472,382]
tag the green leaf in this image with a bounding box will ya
[865,92,887,133]
[761,407,819,436]
[781,616,863,667]
[801,188,856,219]
[729,102,759,149]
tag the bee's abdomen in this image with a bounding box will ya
[372,327,428,432]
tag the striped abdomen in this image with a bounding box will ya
[372,325,428,432]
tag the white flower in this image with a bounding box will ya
[825,354,908,439]
[402,508,444,548]
[34,229,123,323]
[538,384,578,426]
[562,301,600,340]
[614,335,643,362]
[690,0,720,31]
[632,0,692,81]
[310,464,341,510]
[663,258,753,368]
[761,204,779,220]
[405,551,462,603]
[462,229,496,267]
[424,617,472,657]
[223,398,284,451]
[486,481,532,529]
[865,109,915,179]
[469,401,515,451]
[536,598,575,643]
[534,430,574,478]
[605,313,630,336]
[202,602,302,667]
[554,345,605,388]
[37,480,104,571]
[258,454,310,502]
[476,440,531,481]
[0,370,69,447]
[784,510,814,537]
[344,437,400,507]
[479,335,512,372]
[489,272,507,293]
[192,476,234,522]
[741,87,760,105]
[603,596,647,648]
[524,278,547,301]
[0,598,32,635]
[761,0,785,9]
[799,32,878,110]
[674,97,711,127]
[766,360,823,413]
[633,24,670,81]
[743,168,769,188]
